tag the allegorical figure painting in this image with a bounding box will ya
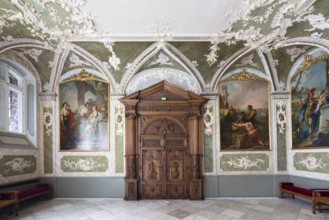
[59,79,109,151]
[291,59,329,148]
[219,78,270,151]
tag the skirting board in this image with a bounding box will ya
[204,175,290,197]
[40,175,329,198]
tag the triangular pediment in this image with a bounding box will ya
[122,80,207,103]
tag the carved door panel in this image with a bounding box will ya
[140,118,188,199]
[141,147,164,199]
[140,137,187,199]
[166,149,187,199]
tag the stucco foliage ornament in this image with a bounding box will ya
[148,18,173,42]
[23,48,43,62]
[115,103,125,136]
[62,158,104,171]
[42,82,51,93]
[69,54,92,68]
[235,53,259,68]
[204,104,213,136]
[311,32,323,39]
[226,156,265,169]
[0,0,104,43]
[276,101,286,134]
[102,41,120,71]
[43,112,53,136]
[148,53,173,67]
[286,47,307,62]
[207,0,329,65]
[297,156,327,171]
[192,61,199,67]
[4,157,34,174]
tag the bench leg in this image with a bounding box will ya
[312,201,316,214]
[13,202,18,217]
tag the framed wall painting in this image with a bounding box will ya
[291,55,329,149]
[219,70,270,151]
[58,70,110,151]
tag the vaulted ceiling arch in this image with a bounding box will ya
[0,38,53,54]
[210,46,254,92]
[120,42,206,94]
[49,43,117,93]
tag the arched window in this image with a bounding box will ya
[0,62,37,147]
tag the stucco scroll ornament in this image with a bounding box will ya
[276,101,286,134]
[204,104,213,136]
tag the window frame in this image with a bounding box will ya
[0,62,37,148]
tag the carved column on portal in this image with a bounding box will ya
[121,99,139,200]
[188,113,203,200]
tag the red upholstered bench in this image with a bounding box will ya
[17,184,52,203]
[0,183,52,217]
[280,182,329,214]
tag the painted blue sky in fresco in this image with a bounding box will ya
[291,61,327,93]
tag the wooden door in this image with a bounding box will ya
[140,118,188,199]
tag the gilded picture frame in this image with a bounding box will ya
[291,55,329,149]
[219,70,271,151]
[58,70,110,151]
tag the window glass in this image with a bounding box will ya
[27,84,35,136]
[9,73,18,86]
[8,89,19,132]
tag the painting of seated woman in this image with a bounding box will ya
[59,76,109,151]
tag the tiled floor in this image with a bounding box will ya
[1,197,329,220]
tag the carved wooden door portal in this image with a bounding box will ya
[121,81,207,200]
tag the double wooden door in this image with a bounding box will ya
[139,118,188,199]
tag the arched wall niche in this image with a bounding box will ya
[125,67,202,95]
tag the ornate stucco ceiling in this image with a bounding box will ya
[1,0,329,93]
[1,0,326,42]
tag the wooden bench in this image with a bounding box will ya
[280,182,329,214]
[313,189,329,214]
[0,191,18,217]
